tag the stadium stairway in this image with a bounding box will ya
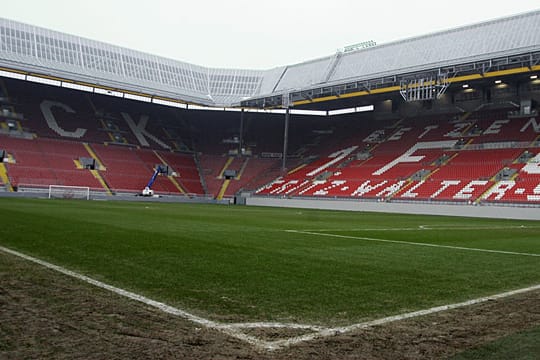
[236,157,250,180]
[82,143,112,194]
[90,169,112,195]
[194,154,207,194]
[219,157,256,198]
[218,157,235,179]
[208,156,235,200]
[212,157,264,199]
[476,181,502,204]
[152,150,186,194]
[83,143,106,170]
[287,163,307,175]
[167,176,186,194]
[215,157,240,199]
[0,162,13,191]
[216,179,230,200]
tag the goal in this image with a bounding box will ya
[48,185,90,200]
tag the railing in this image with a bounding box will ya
[455,141,534,151]
[251,193,540,208]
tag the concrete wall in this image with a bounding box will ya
[246,197,540,221]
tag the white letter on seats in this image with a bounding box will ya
[522,153,540,174]
[376,181,406,197]
[453,180,488,200]
[527,183,540,201]
[418,125,438,139]
[351,180,387,197]
[483,120,509,135]
[373,140,457,176]
[431,180,460,198]
[40,100,87,138]
[481,181,515,200]
[401,181,425,198]
[520,117,540,133]
[122,112,171,149]
[388,127,411,141]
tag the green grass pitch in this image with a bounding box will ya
[0,197,538,326]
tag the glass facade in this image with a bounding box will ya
[0,18,265,105]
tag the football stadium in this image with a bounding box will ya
[0,7,539,359]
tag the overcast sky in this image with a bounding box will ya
[1,0,539,70]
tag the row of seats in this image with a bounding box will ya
[0,135,202,195]
[0,131,279,197]
[257,113,540,204]
[1,77,205,195]
[2,76,539,204]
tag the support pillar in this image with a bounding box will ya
[282,107,290,171]
[239,108,244,155]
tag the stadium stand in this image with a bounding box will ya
[1,71,539,205]
[256,112,540,204]
[0,78,204,195]
[1,137,102,189]
[0,77,303,197]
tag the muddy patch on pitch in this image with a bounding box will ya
[1,252,539,359]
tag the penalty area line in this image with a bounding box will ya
[284,230,540,257]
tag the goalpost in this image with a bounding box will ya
[48,185,90,200]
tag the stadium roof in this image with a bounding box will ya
[0,10,539,109]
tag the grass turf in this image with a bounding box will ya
[450,326,540,360]
[0,197,538,325]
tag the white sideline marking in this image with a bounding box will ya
[296,224,540,232]
[0,245,301,350]
[1,245,539,352]
[285,230,540,257]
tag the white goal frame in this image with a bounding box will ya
[48,185,90,200]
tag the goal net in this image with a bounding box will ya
[48,185,90,200]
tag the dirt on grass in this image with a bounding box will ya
[1,251,539,360]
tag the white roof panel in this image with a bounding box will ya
[1,10,539,105]
[329,10,540,83]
